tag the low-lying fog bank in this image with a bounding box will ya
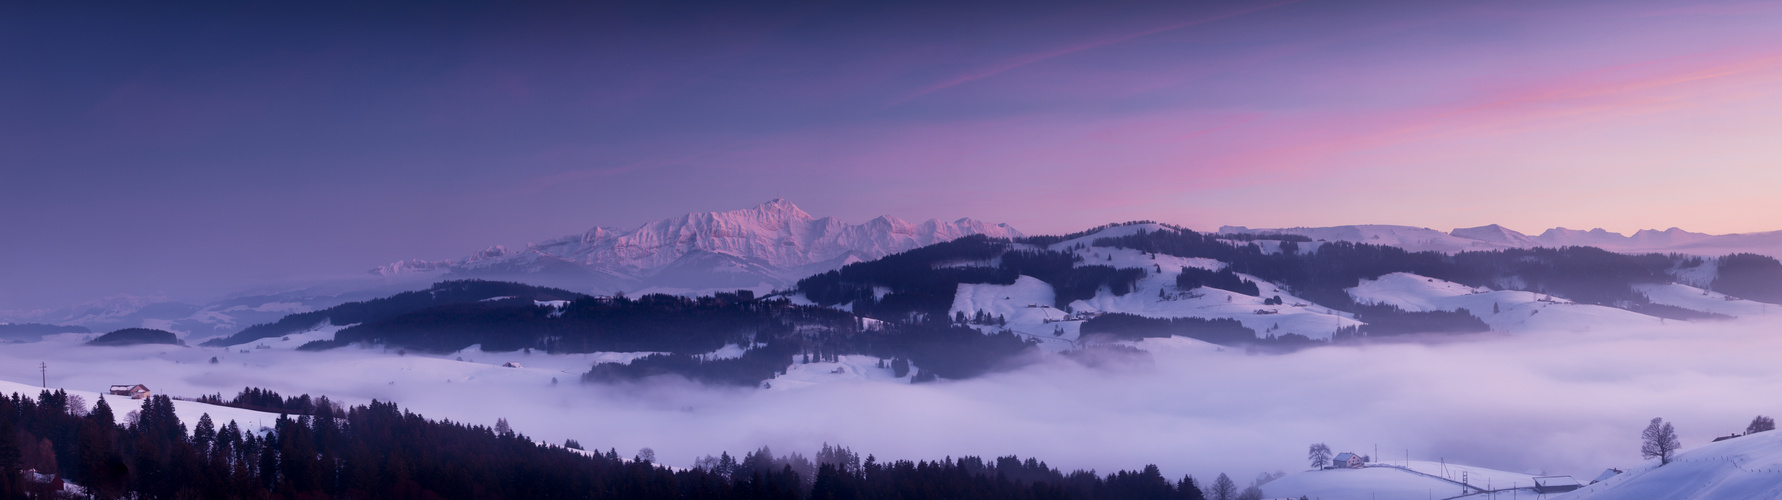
[3,315,1778,483]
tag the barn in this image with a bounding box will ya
[108,384,151,399]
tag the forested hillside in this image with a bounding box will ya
[0,388,1218,500]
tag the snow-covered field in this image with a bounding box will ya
[1349,272,1666,332]
[1262,466,1484,500]
[1556,430,1782,499]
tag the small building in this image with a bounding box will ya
[1331,452,1365,469]
[108,384,151,399]
[1532,476,1582,493]
[502,362,523,368]
[1590,468,1622,484]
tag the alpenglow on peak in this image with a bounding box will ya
[370,199,1022,293]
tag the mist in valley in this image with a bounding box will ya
[5,315,1780,484]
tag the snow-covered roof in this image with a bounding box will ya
[1533,475,1581,488]
[1591,468,1622,484]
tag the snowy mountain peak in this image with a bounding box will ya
[1450,224,1538,247]
[370,200,1022,293]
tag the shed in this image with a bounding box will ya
[108,384,151,399]
[1532,476,1582,493]
[1590,468,1622,484]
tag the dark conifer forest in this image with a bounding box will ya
[0,388,1214,500]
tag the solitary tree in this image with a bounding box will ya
[1641,417,1681,465]
[1307,443,1333,469]
[1236,485,1264,500]
[1749,415,1777,435]
[1207,473,1238,500]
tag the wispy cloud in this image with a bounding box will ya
[888,1,1303,107]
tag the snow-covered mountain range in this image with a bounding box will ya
[372,199,1023,294]
[1220,224,1782,258]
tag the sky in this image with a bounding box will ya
[6,0,1782,308]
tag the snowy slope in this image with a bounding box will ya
[1452,224,1541,247]
[1262,466,1482,500]
[1220,224,1515,253]
[1263,461,1549,500]
[950,276,1080,349]
[0,378,280,435]
[1349,273,1664,332]
[1635,283,1778,317]
[764,354,914,390]
[1067,247,1361,340]
[371,199,1021,294]
[1554,430,1782,499]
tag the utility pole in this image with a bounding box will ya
[40,362,46,387]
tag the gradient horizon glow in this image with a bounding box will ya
[4,0,1782,308]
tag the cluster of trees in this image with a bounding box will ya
[206,280,589,347]
[3,388,1266,500]
[194,388,335,416]
[85,328,181,347]
[1338,304,1490,337]
[584,340,800,386]
[322,290,842,355]
[1710,253,1782,303]
[1174,267,1259,296]
[797,236,1148,319]
[1079,314,1259,345]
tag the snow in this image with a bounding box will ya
[1263,466,1482,500]
[0,378,281,435]
[373,199,1023,292]
[1395,460,1540,492]
[1636,283,1777,317]
[1066,247,1361,340]
[1349,273,1665,332]
[1554,430,1782,499]
[950,276,1079,349]
[1044,223,1175,252]
[1263,461,1550,500]
[765,354,912,390]
[698,344,753,361]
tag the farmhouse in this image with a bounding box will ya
[108,384,151,399]
[1330,452,1365,469]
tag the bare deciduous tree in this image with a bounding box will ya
[1641,417,1680,465]
[1206,473,1238,500]
[1308,443,1332,469]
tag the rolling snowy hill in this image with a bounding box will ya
[1555,430,1782,499]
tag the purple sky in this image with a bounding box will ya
[5,0,1782,309]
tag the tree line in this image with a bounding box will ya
[3,388,1253,500]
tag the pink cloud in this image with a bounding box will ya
[889,0,1303,106]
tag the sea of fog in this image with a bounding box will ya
[2,316,1779,483]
